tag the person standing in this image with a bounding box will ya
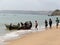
[45,20,48,29]
[9,23,12,30]
[35,20,38,30]
[56,17,59,28]
[49,18,52,28]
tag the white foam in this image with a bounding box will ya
[0,25,49,45]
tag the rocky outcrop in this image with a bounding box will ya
[51,9,60,16]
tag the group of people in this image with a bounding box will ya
[45,17,59,29]
[9,17,60,30]
[45,18,52,29]
[35,17,59,30]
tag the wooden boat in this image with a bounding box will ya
[5,21,32,30]
[5,24,19,30]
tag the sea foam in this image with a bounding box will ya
[0,26,45,45]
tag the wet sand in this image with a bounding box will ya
[6,26,60,45]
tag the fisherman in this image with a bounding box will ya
[49,18,52,28]
[35,20,38,30]
[9,23,12,30]
[45,20,48,29]
[56,17,59,28]
[17,23,20,29]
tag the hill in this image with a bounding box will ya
[51,9,60,16]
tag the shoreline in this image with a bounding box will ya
[0,23,59,45]
[7,23,60,45]
[0,26,45,45]
[6,24,60,45]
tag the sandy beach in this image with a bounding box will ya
[6,25,60,45]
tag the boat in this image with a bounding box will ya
[5,21,32,30]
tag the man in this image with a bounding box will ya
[49,18,52,28]
[45,20,48,29]
[56,17,59,28]
[35,20,38,30]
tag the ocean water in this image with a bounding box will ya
[0,13,60,45]
[0,13,60,35]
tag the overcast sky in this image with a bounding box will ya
[0,0,60,11]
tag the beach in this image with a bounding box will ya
[6,25,60,45]
[0,13,60,45]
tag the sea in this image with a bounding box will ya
[0,11,60,45]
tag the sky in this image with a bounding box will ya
[0,0,60,11]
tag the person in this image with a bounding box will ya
[21,22,24,27]
[18,23,20,27]
[35,20,38,30]
[29,21,32,28]
[24,21,32,29]
[24,21,28,29]
[56,17,59,28]
[17,23,20,29]
[9,23,12,30]
[45,20,48,29]
[49,18,52,28]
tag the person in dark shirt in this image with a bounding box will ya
[56,17,59,28]
[21,22,23,27]
[49,18,52,28]
[45,20,48,29]
[9,23,12,30]
[35,20,38,30]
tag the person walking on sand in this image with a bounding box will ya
[56,17,59,28]
[45,20,48,29]
[49,18,52,28]
[35,20,38,30]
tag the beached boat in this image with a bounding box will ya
[5,24,19,30]
[5,21,32,30]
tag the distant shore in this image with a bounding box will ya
[0,10,52,15]
[6,24,60,45]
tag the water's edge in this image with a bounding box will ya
[0,23,57,45]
